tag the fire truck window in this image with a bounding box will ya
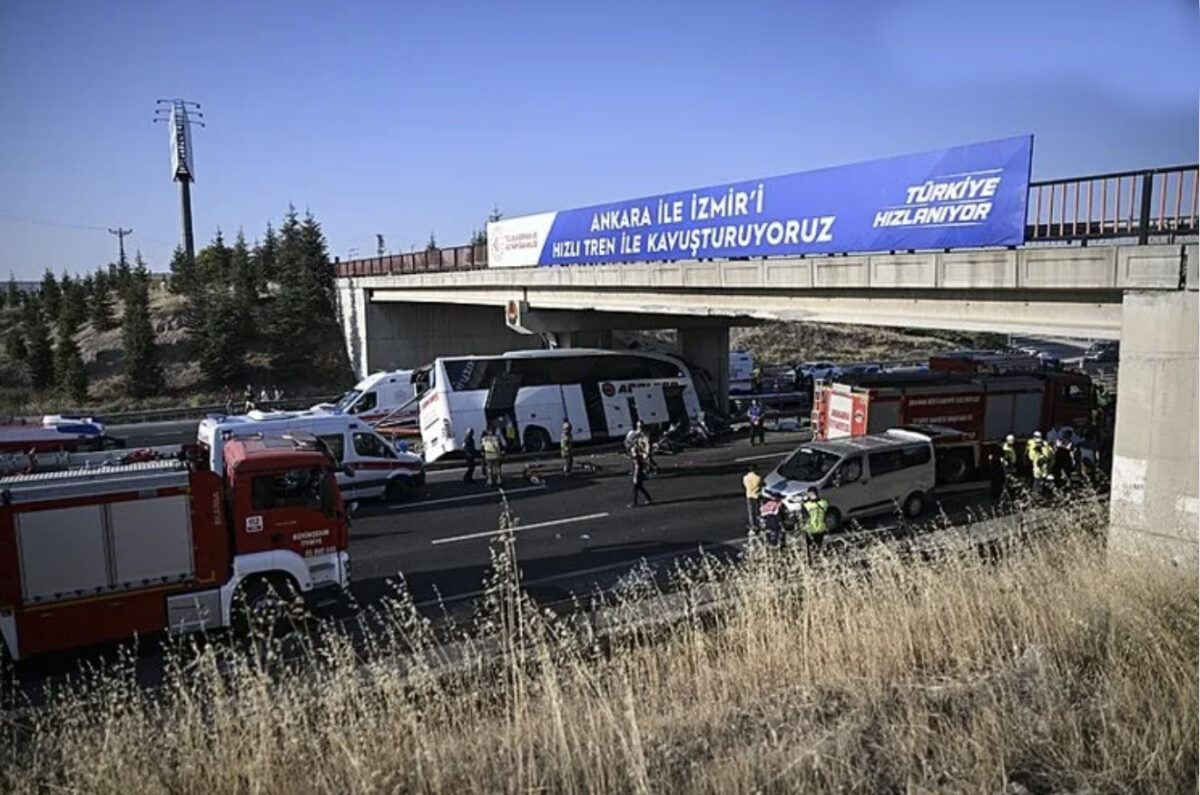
[351,392,378,413]
[353,432,395,459]
[252,469,322,511]
[1063,384,1088,404]
[317,434,345,463]
[835,456,863,485]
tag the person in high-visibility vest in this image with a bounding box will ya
[1029,439,1051,496]
[1025,430,1044,466]
[800,487,829,565]
[1000,434,1018,474]
[482,428,504,486]
[750,365,763,394]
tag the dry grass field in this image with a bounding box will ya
[3,499,1195,794]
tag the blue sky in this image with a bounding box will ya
[1,0,1195,277]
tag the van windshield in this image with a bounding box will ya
[334,390,362,412]
[777,447,841,482]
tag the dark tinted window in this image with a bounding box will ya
[443,359,504,391]
[317,433,345,463]
[869,445,931,476]
[252,469,323,510]
[353,432,396,459]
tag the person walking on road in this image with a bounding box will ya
[462,428,478,484]
[747,400,765,446]
[560,418,574,476]
[743,465,763,530]
[800,487,829,565]
[629,450,654,507]
[482,428,504,487]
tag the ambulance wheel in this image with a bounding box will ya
[385,476,419,503]
[234,575,300,635]
[523,426,551,454]
[902,491,926,520]
[824,507,842,533]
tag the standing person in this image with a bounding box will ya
[750,364,763,395]
[800,487,829,565]
[747,400,765,446]
[742,465,763,530]
[243,384,255,413]
[1029,440,1051,497]
[462,428,478,484]
[634,421,656,473]
[629,450,654,507]
[503,415,519,453]
[223,385,234,416]
[482,428,503,486]
[560,418,574,476]
[759,495,787,547]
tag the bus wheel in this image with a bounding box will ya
[523,427,551,453]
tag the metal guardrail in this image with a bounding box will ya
[1026,164,1198,244]
[96,395,342,426]
[332,165,1199,279]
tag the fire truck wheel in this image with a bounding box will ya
[937,451,972,484]
[902,491,926,520]
[234,575,301,635]
[523,426,551,454]
[385,476,419,503]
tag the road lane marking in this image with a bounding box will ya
[431,512,610,546]
[734,451,789,463]
[389,484,545,510]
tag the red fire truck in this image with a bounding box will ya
[811,369,1095,483]
[0,433,352,661]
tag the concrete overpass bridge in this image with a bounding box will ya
[334,163,1198,563]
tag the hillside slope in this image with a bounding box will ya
[0,283,355,414]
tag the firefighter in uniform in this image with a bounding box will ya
[800,487,829,565]
[1029,437,1051,497]
[482,428,504,486]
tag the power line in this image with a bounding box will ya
[0,212,110,233]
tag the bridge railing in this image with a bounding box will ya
[1026,164,1198,244]
[334,165,1199,278]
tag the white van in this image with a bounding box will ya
[312,370,419,426]
[729,351,756,394]
[763,428,935,531]
[198,411,425,502]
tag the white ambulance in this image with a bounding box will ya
[311,369,419,427]
[198,410,425,502]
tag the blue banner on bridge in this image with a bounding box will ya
[486,136,1032,267]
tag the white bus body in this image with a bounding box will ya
[198,411,424,501]
[729,351,755,394]
[417,349,702,462]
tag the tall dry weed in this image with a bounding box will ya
[2,499,1194,794]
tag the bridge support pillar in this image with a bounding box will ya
[338,286,542,376]
[678,326,730,415]
[1108,288,1198,563]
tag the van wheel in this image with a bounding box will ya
[824,507,842,533]
[902,491,926,520]
[385,477,418,503]
[524,427,551,453]
[937,451,972,484]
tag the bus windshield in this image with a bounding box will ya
[777,447,841,482]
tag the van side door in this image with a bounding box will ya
[830,455,867,515]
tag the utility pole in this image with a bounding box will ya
[107,227,132,266]
[153,99,204,262]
